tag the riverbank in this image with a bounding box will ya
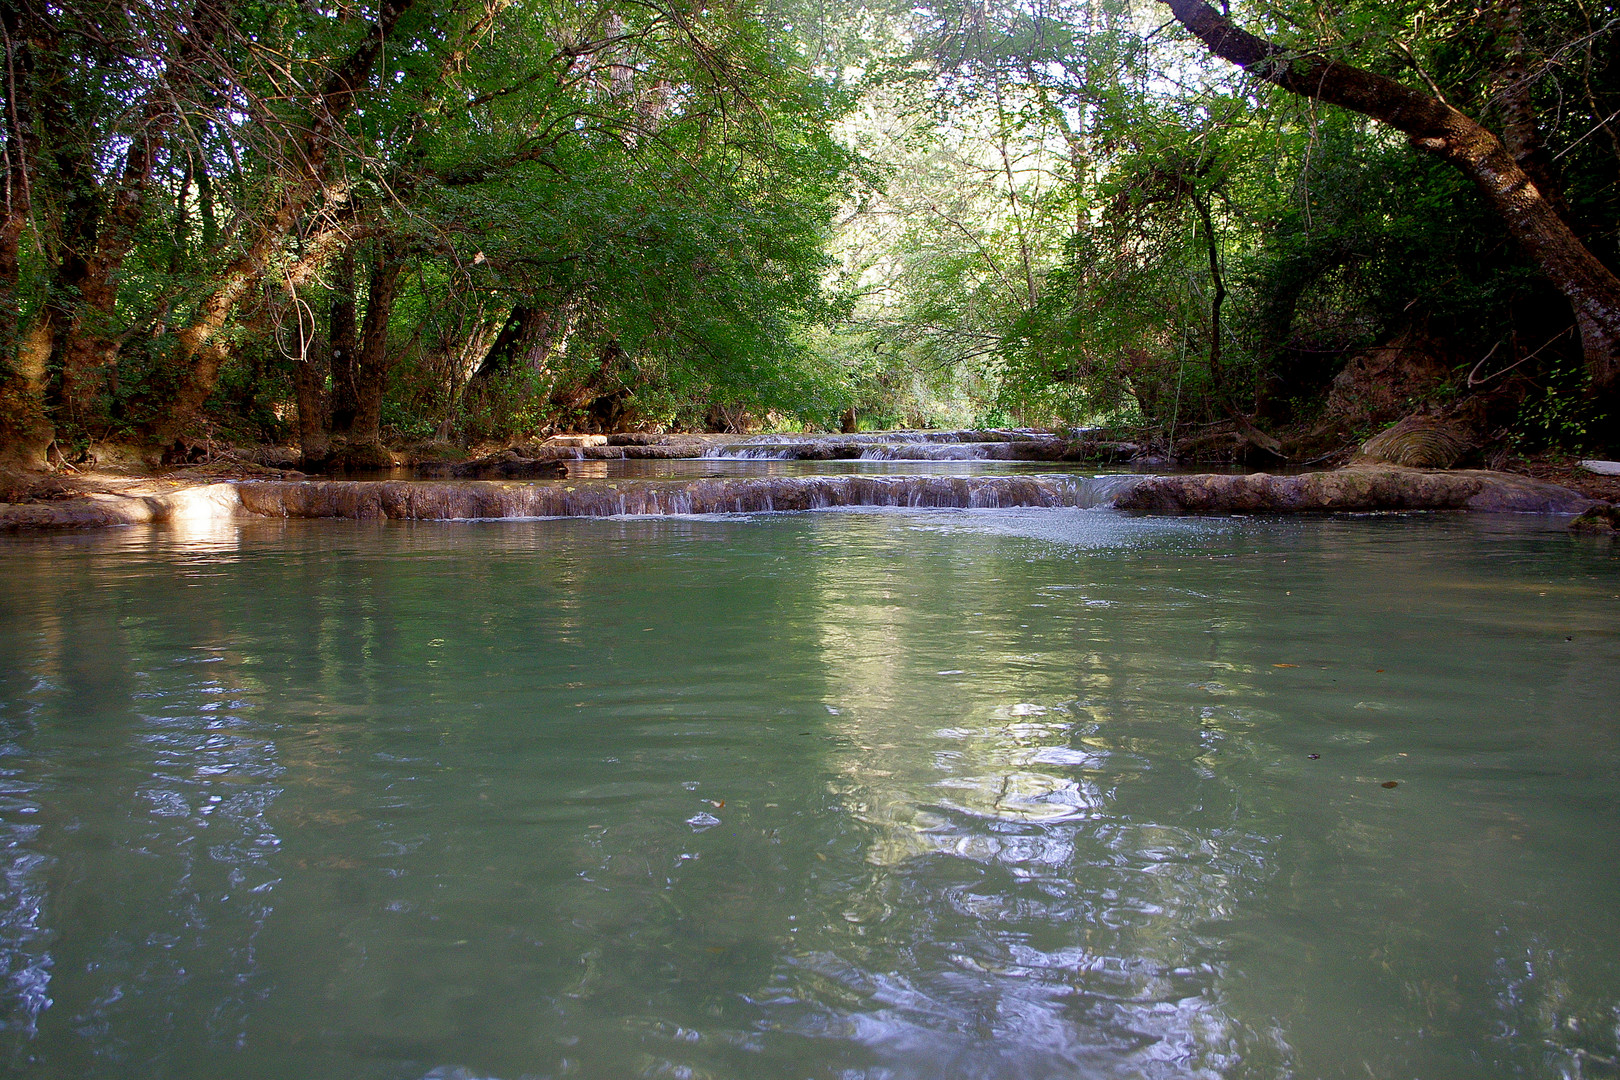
[0,464,1596,531]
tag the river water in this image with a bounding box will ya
[0,509,1615,1079]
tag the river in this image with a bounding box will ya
[0,508,1615,1078]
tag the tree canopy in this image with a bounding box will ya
[2,0,1616,464]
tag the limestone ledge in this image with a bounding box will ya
[1112,466,1594,514]
[0,483,247,530]
[0,466,1596,531]
[234,475,1095,519]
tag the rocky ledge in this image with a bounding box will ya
[0,465,1597,531]
[410,450,568,480]
[0,483,247,530]
[1113,466,1594,514]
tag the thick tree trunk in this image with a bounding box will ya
[293,351,330,466]
[552,340,624,414]
[28,53,104,431]
[149,221,286,442]
[465,304,563,394]
[0,4,51,462]
[44,168,101,427]
[466,305,531,391]
[151,218,354,441]
[349,244,405,447]
[1490,0,1566,220]
[328,245,360,433]
[1159,0,1620,398]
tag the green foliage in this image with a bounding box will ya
[4,0,865,448]
[1513,355,1610,450]
[824,0,1620,448]
[7,0,1618,454]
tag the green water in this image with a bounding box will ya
[0,509,1616,1079]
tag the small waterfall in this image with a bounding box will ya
[838,428,1061,444]
[703,432,1068,461]
[857,442,1056,461]
[700,443,805,460]
[236,474,1148,520]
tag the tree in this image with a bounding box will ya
[1157,0,1620,407]
[0,0,859,464]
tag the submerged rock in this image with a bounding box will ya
[1569,504,1620,535]
[1113,466,1592,514]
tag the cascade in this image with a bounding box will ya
[857,442,1057,461]
[702,430,1071,461]
[236,474,1149,520]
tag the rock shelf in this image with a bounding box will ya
[1113,466,1594,515]
[0,465,1596,531]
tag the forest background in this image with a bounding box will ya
[1,0,1616,470]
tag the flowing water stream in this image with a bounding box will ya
[699,431,1069,461]
[0,508,1616,1079]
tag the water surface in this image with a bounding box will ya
[0,510,1615,1079]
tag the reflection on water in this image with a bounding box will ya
[0,511,1615,1079]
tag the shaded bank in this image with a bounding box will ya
[0,467,1595,531]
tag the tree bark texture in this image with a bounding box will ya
[465,304,564,394]
[1489,0,1566,220]
[349,243,405,447]
[1159,0,1620,396]
[293,349,330,466]
[0,3,51,461]
[328,246,360,433]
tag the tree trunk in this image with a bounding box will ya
[0,4,51,462]
[1159,0,1620,399]
[54,0,229,428]
[148,0,419,442]
[1189,187,1225,392]
[552,340,624,415]
[349,244,405,447]
[152,222,358,441]
[293,350,330,467]
[328,245,360,433]
[465,303,566,394]
[1490,0,1566,220]
[30,64,103,430]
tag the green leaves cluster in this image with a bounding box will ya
[4,0,865,448]
[825,0,1619,448]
